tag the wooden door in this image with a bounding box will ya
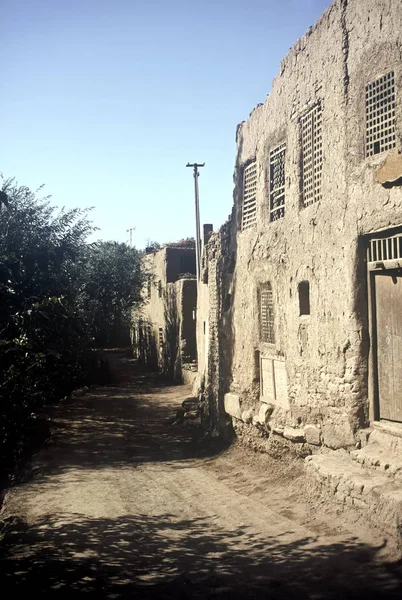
[375,273,402,422]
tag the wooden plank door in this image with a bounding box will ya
[375,273,402,422]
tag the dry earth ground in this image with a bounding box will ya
[1,350,402,598]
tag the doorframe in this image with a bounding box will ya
[366,225,402,423]
[367,266,379,422]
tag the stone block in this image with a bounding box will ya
[271,423,285,436]
[253,403,274,426]
[321,419,355,450]
[376,152,402,186]
[304,425,321,446]
[241,408,254,424]
[224,393,242,420]
[353,498,367,511]
[283,426,306,443]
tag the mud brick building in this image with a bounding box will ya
[133,245,197,383]
[196,0,402,539]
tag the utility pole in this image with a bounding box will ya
[126,227,135,247]
[186,162,205,283]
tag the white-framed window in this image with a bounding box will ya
[366,71,396,157]
[300,103,322,207]
[269,143,286,221]
[242,160,257,230]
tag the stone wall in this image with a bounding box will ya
[197,0,402,452]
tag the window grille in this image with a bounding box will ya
[158,327,163,348]
[300,103,322,207]
[242,161,257,230]
[366,72,396,157]
[270,143,286,221]
[260,283,275,344]
[368,232,402,263]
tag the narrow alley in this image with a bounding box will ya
[1,351,402,599]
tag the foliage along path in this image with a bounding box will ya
[1,350,402,599]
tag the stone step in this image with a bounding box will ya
[305,453,402,544]
[370,424,402,453]
[350,424,402,479]
[351,445,402,479]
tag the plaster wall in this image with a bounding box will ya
[135,248,197,379]
[197,0,402,449]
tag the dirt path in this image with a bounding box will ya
[1,351,402,598]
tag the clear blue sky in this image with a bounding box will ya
[1,0,332,248]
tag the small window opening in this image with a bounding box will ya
[158,327,163,348]
[203,321,206,335]
[158,280,162,298]
[299,281,310,315]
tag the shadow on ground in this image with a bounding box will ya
[2,351,402,598]
[35,354,226,477]
[1,511,402,598]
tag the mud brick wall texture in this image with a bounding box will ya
[197,0,402,452]
[135,248,197,380]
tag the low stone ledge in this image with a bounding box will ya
[283,426,306,443]
[305,453,402,545]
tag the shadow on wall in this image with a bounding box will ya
[204,132,243,434]
[163,286,180,381]
[136,321,158,370]
[1,511,402,598]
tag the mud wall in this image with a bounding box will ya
[134,248,197,381]
[197,0,402,451]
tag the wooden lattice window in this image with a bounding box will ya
[242,161,257,230]
[260,283,275,344]
[270,143,286,221]
[366,71,396,157]
[300,103,322,207]
[368,231,402,263]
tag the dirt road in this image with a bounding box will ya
[1,351,402,598]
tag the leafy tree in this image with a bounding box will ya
[0,177,144,476]
[165,237,195,248]
[145,239,161,251]
[83,241,144,347]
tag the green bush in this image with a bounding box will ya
[0,178,143,476]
